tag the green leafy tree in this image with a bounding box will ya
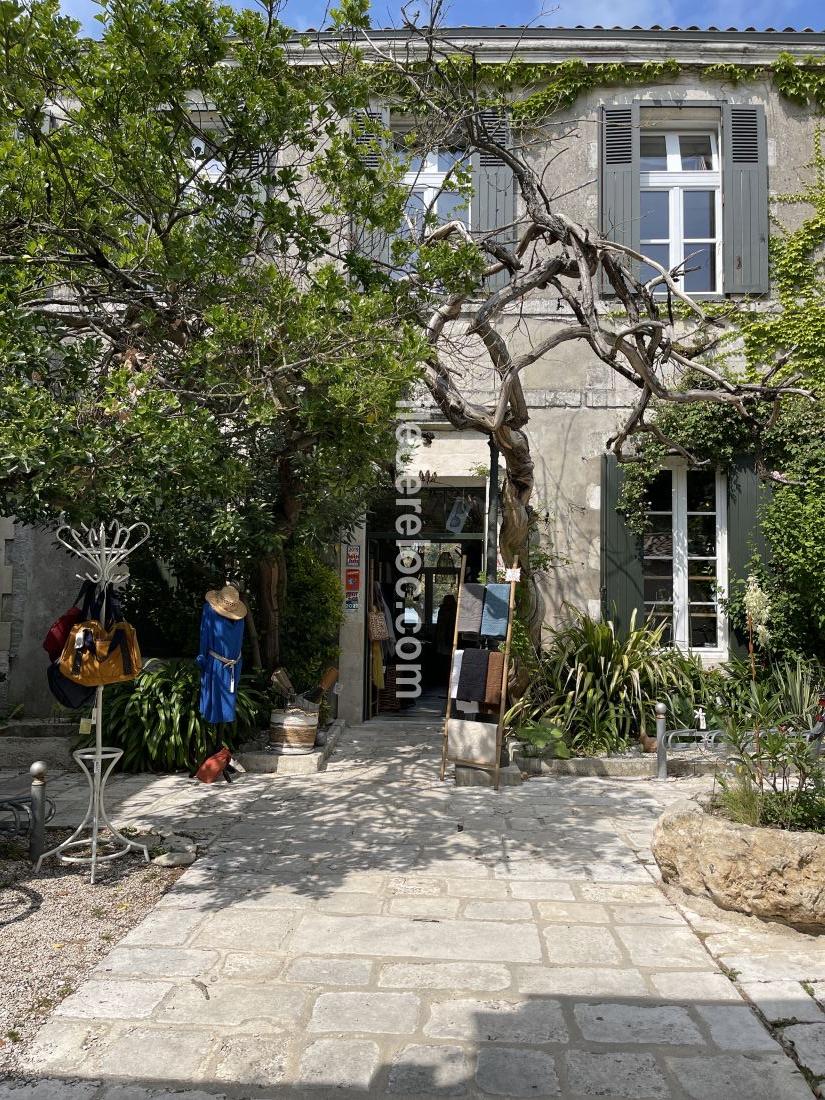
[0,0,420,667]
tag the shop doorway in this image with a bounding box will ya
[363,485,486,721]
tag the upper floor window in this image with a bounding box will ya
[187,137,226,188]
[399,147,470,237]
[639,131,721,294]
[600,103,769,297]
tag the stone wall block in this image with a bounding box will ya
[586,391,635,409]
[545,391,583,408]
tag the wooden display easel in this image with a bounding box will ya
[440,557,518,791]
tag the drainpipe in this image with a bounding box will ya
[486,438,499,580]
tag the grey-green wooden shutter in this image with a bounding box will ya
[471,108,515,292]
[722,104,769,295]
[599,102,640,290]
[727,457,771,655]
[600,453,644,635]
[354,103,392,267]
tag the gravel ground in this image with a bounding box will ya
[0,828,184,1080]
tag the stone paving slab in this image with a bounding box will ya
[11,718,822,1099]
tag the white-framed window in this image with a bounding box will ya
[639,131,721,295]
[187,137,226,188]
[643,463,728,657]
[399,147,470,239]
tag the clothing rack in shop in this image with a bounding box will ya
[439,556,518,791]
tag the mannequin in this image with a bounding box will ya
[197,584,247,723]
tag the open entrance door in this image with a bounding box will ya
[363,485,485,721]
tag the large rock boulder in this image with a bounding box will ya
[652,801,825,932]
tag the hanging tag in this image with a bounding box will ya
[79,718,93,735]
[505,567,522,582]
[333,682,343,695]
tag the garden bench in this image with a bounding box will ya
[0,791,55,839]
[665,728,725,752]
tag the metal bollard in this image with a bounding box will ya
[29,760,48,863]
[655,702,668,780]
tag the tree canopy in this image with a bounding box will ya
[0,0,425,661]
[2,0,821,663]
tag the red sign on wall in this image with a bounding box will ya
[345,568,360,593]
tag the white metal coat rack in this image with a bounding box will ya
[37,521,151,883]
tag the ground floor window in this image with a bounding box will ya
[643,464,728,655]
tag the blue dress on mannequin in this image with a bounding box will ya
[196,603,245,724]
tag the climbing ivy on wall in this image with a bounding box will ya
[374,52,825,119]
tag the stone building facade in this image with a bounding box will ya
[3,25,824,723]
[334,25,825,724]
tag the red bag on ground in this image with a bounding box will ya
[43,581,95,662]
[195,747,232,784]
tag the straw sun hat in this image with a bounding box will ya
[205,584,248,621]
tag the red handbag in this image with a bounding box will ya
[43,581,95,662]
[195,747,232,784]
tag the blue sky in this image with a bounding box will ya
[60,0,825,36]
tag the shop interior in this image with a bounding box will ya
[364,485,487,720]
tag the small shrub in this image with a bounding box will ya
[760,789,825,832]
[82,660,269,772]
[280,546,343,692]
[764,657,822,728]
[716,771,763,827]
[517,718,571,759]
[516,610,691,756]
[717,717,825,832]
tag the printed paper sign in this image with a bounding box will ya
[345,568,360,592]
[345,592,359,611]
[346,544,361,566]
[505,567,522,582]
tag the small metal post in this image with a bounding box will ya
[655,702,668,780]
[29,760,48,863]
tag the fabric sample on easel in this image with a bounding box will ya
[480,584,509,638]
[456,648,489,702]
[447,718,498,765]
[484,650,506,706]
[457,583,485,634]
[449,650,464,699]
[456,701,479,716]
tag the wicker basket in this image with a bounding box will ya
[269,707,319,748]
[377,665,400,712]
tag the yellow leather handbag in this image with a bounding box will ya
[59,620,142,686]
